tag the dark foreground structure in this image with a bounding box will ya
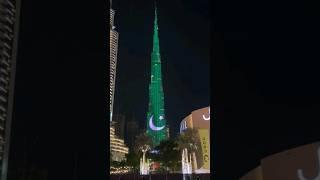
[110,173,211,180]
[240,142,320,180]
[0,0,21,179]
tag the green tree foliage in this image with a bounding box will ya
[176,128,200,153]
[153,139,180,173]
[133,132,153,155]
[125,151,139,170]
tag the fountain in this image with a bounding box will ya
[139,145,151,175]
[182,148,193,179]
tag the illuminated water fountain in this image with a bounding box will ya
[139,146,150,175]
[182,148,192,174]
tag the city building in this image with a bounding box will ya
[109,0,128,163]
[110,0,118,121]
[112,114,125,139]
[180,106,211,174]
[0,0,21,179]
[146,6,168,146]
[110,123,129,162]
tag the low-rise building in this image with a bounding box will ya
[180,106,211,174]
[110,124,129,162]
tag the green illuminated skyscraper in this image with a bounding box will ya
[146,6,168,146]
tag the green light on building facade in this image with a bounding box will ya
[146,6,168,146]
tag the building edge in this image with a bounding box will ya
[1,0,22,179]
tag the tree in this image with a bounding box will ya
[177,128,200,153]
[133,132,153,174]
[133,132,153,155]
[125,151,139,171]
[153,139,180,173]
[176,128,201,171]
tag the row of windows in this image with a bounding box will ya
[109,28,118,116]
[0,85,7,93]
[0,15,14,27]
[111,147,128,153]
[0,42,12,54]
[110,48,117,56]
[110,144,128,150]
[110,9,115,27]
[110,137,124,143]
[110,30,118,38]
[0,57,10,68]
[110,36,118,43]
[110,40,118,48]
[0,0,18,161]
[110,59,116,70]
[111,149,128,154]
[110,143,128,150]
[110,47,118,53]
[1,0,15,9]
[0,114,5,121]
[0,67,8,75]
[0,95,6,103]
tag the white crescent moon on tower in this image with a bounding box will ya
[149,115,165,131]
[203,107,210,121]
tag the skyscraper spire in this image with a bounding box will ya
[146,5,168,146]
[152,5,160,55]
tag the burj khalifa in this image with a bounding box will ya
[146,6,169,146]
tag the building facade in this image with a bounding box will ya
[239,142,320,180]
[180,106,211,173]
[109,1,129,163]
[110,124,129,162]
[110,1,118,121]
[146,7,168,146]
[0,0,21,179]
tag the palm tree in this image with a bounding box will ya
[133,132,153,174]
[153,139,180,173]
[133,132,153,155]
[176,128,200,171]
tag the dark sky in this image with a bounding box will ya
[112,0,210,137]
[214,0,320,179]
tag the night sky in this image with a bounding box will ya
[112,0,210,138]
